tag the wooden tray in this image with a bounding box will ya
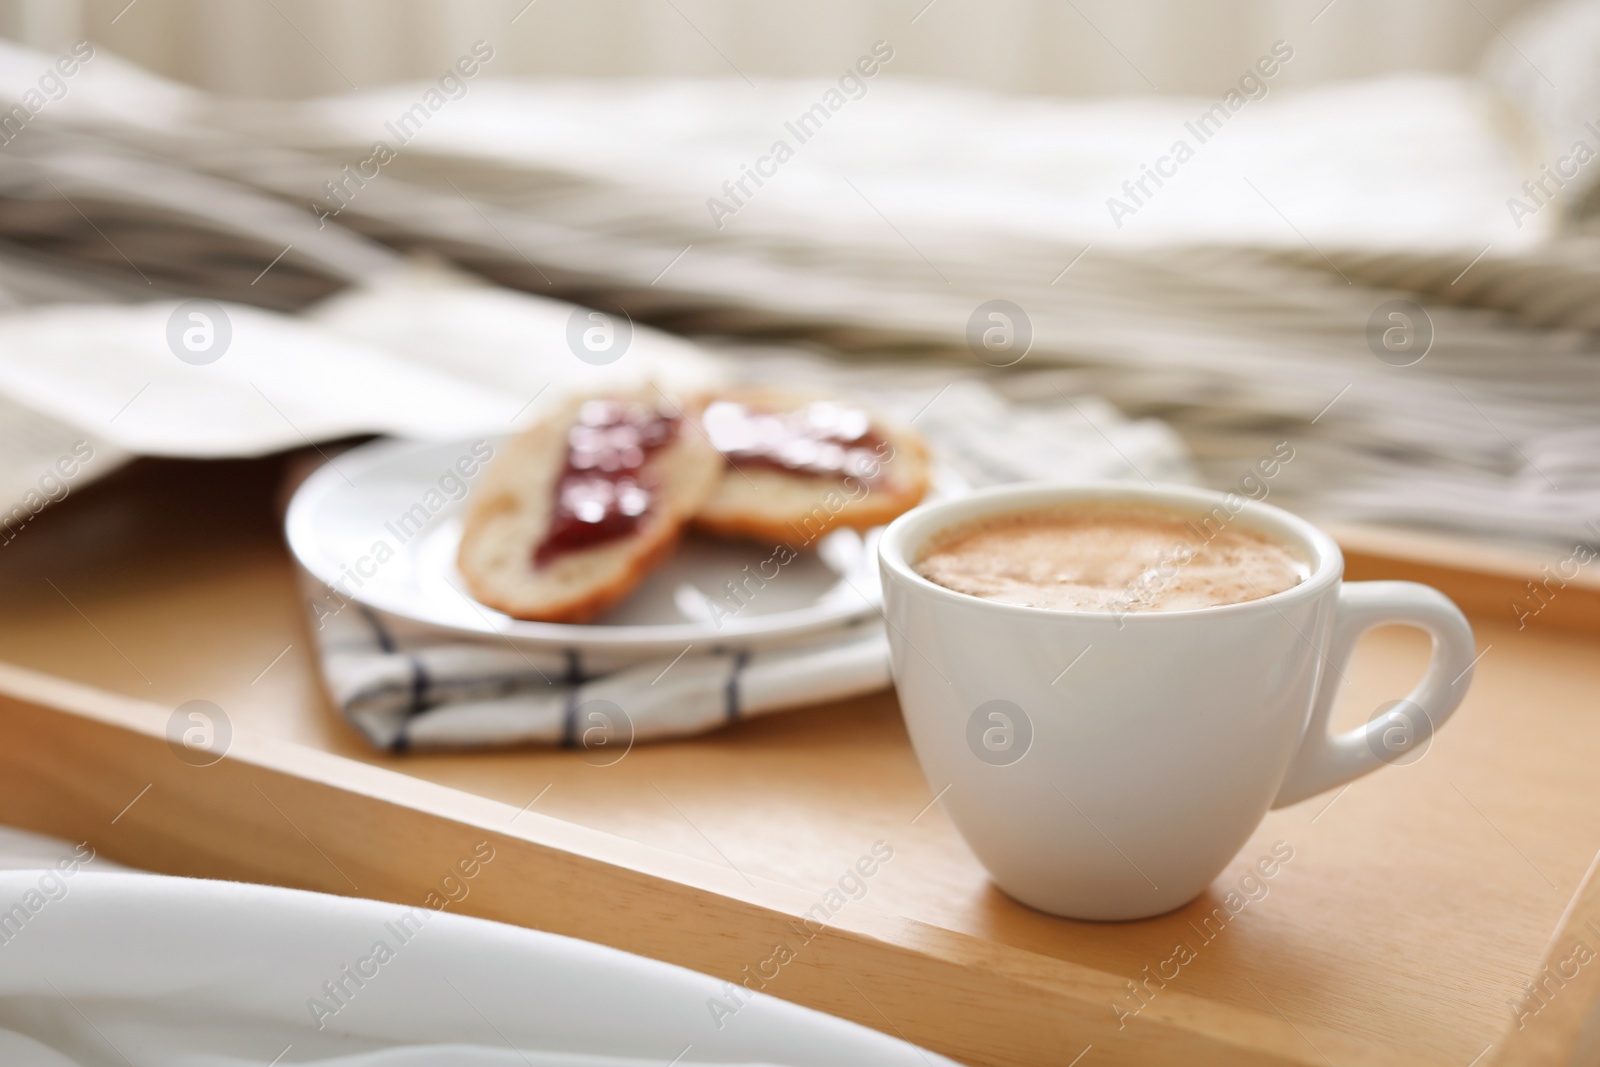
[2,455,1598,1067]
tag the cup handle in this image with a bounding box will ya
[1271,581,1477,809]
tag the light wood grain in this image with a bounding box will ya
[2,456,1598,1066]
[1493,845,1600,1067]
[1330,521,1600,636]
[0,660,1357,1067]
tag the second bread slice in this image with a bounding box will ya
[693,388,930,547]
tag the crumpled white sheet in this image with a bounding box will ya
[0,264,725,461]
[246,72,1540,257]
[5,36,1591,552]
[1,32,1538,257]
[0,828,957,1067]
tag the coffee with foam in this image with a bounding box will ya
[914,503,1307,613]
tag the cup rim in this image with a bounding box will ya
[878,481,1344,622]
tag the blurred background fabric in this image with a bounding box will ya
[0,0,1558,99]
[1,0,1600,553]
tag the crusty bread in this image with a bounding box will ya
[692,388,931,547]
[457,390,721,623]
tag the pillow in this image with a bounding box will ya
[1480,0,1600,225]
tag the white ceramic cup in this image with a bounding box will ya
[878,482,1477,920]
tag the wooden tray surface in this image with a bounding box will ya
[2,456,1598,1067]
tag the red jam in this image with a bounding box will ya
[703,399,886,479]
[534,399,679,566]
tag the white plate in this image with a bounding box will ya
[286,436,915,654]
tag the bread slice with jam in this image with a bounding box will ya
[692,387,931,547]
[458,390,721,623]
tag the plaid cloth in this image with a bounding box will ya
[309,579,890,751]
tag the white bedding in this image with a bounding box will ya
[1,33,1598,551]
[5,37,1544,259]
[0,828,957,1067]
[0,269,724,459]
[246,72,1539,256]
